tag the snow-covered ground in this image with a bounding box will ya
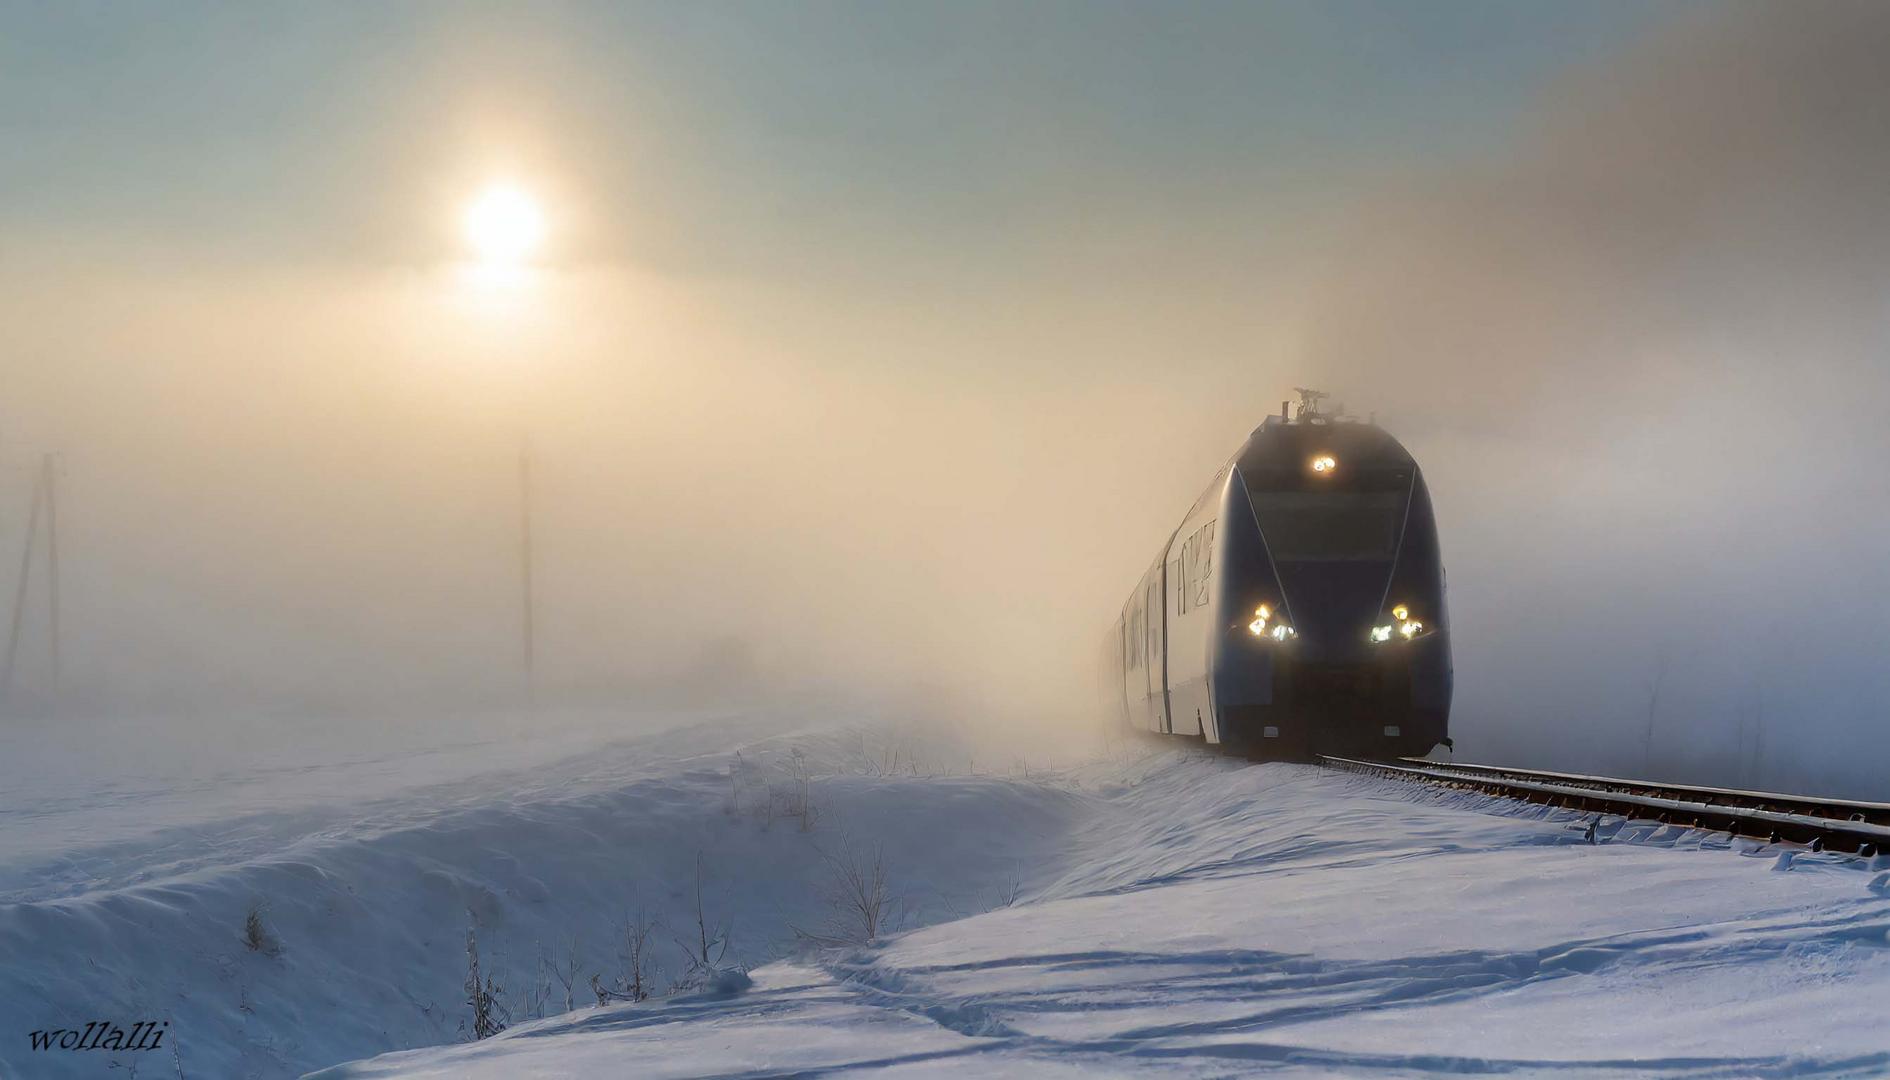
[0,708,1082,1078]
[6,712,1889,1079]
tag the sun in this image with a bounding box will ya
[463,184,545,266]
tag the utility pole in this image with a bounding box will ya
[44,454,59,705]
[1,454,59,708]
[519,439,535,705]
[2,465,44,702]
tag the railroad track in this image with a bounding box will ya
[1319,754,1890,855]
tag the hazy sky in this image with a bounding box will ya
[4,2,1887,797]
[4,1,1667,268]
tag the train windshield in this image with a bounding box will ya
[1251,490,1407,562]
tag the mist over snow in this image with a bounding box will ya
[10,709,1890,1080]
[0,5,1885,796]
[3,4,1890,1079]
[0,713,1096,1078]
[1297,2,1890,796]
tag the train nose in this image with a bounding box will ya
[1277,563,1392,661]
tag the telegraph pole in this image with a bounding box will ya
[1,454,59,708]
[44,454,59,704]
[519,439,535,704]
[1,465,43,702]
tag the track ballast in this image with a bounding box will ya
[1320,754,1890,855]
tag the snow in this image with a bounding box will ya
[317,746,1890,1079]
[0,707,702,893]
[0,711,1081,1078]
[6,713,1889,1079]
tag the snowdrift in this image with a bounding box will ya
[0,716,1086,1079]
[9,711,1890,1080]
[320,750,1890,1079]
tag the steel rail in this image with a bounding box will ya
[1319,754,1890,855]
[1395,758,1890,822]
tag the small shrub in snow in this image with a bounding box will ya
[671,854,736,990]
[787,747,817,831]
[242,902,280,957]
[592,904,661,1005]
[464,923,510,1040]
[517,936,586,1020]
[795,839,904,946]
[726,751,744,815]
[520,943,551,1021]
[994,866,1023,909]
[549,935,583,1014]
[749,747,820,831]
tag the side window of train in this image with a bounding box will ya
[1174,521,1217,614]
[1175,544,1188,614]
[1147,582,1160,653]
[1174,561,1184,616]
[1196,520,1215,608]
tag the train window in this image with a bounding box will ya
[1245,466,1410,493]
[1194,521,1215,607]
[1126,605,1144,670]
[1252,491,1407,562]
[1147,582,1161,654]
[1175,521,1216,614]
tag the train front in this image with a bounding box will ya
[1215,419,1451,759]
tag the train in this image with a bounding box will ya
[1100,389,1451,759]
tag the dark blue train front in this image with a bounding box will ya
[1100,390,1451,759]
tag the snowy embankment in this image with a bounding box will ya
[8,713,1890,1080]
[320,749,1890,1079]
[0,712,1085,1079]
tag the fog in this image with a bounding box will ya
[1303,2,1890,796]
[0,256,1198,733]
[2,2,1887,796]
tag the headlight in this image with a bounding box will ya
[1247,604,1296,642]
[1370,604,1432,644]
